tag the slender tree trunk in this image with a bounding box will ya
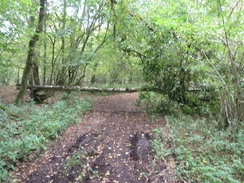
[43,28,47,85]
[17,69,20,85]
[110,0,116,40]
[33,60,40,85]
[15,0,46,104]
[29,71,34,85]
[43,0,47,85]
[91,63,98,84]
[50,40,56,84]
[28,12,35,86]
[57,0,67,85]
[29,2,40,86]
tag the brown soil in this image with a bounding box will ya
[0,85,63,104]
[0,86,29,104]
[9,92,177,183]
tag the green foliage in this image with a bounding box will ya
[140,24,216,110]
[60,91,71,100]
[0,98,92,182]
[152,115,244,183]
[138,89,219,117]
[137,91,179,114]
[62,149,99,181]
[65,152,83,168]
[135,0,243,124]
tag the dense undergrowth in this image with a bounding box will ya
[152,116,243,183]
[0,95,92,182]
[146,92,244,183]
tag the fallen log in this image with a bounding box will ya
[25,85,202,103]
[27,85,139,103]
[27,85,140,93]
[27,85,202,93]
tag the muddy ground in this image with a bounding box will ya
[3,89,177,183]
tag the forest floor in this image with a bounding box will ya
[1,88,177,183]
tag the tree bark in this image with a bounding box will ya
[33,60,40,85]
[15,0,46,104]
[43,22,47,85]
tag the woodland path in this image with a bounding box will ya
[14,93,177,183]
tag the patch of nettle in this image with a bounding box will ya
[0,97,92,182]
[152,115,244,183]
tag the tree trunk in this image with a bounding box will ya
[29,71,34,85]
[16,69,20,85]
[43,30,47,84]
[57,0,67,85]
[43,0,47,85]
[15,0,46,104]
[33,60,40,85]
[110,0,116,40]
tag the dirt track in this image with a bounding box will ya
[13,93,177,183]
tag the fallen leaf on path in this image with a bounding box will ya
[105,171,110,176]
